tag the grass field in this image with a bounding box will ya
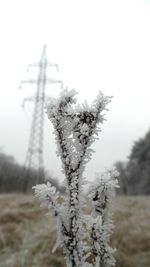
[0,194,150,267]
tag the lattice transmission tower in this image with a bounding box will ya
[20,45,63,184]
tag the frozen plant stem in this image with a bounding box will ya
[33,89,119,267]
[89,170,119,267]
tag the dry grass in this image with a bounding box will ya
[0,194,150,267]
[112,196,150,267]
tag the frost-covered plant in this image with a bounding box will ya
[33,89,119,267]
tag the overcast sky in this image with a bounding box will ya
[0,0,150,181]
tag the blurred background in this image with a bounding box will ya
[0,0,150,266]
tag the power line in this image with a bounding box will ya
[20,44,63,186]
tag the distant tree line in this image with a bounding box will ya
[115,130,150,195]
[0,152,64,193]
[1,129,150,195]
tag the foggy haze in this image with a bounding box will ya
[0,0,150,181]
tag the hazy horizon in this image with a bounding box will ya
[0,0,150,182]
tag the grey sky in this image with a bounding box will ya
[0,0,150,181]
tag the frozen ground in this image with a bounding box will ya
[0,194,150,267]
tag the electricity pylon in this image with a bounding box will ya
[20,45,63,187]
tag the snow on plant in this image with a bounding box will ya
[33,89,119,267]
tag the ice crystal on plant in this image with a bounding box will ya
[88,168,119,266]
[33,88,118,267]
